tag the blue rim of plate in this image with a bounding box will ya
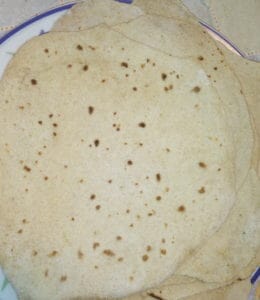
[0,1,243,59]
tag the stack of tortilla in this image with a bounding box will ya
[0,1,259,299]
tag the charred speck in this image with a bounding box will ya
[23,165,31,172]
[31,79,37,85]
[94,139,100,147]
[192,86,201,93]
[121,62,128,68]
[138,122,146,128]
[161,73,167,80]
[77,45,83,50]
[88,106,94,115]
[178,205,185,212]
[156,173,161,182]
[83,65,88,71]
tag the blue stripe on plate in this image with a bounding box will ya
[116,0,133,3]
[199,21,244,57]
[251,267,260,285]
[0,2,77,45]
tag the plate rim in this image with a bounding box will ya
[0,2,77,45]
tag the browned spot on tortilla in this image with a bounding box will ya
[22,219,28,224]
[60,275,67,282]
[156,173,161,182]
[88,106,94,115]
[52,123,58,127]
[198,162,207,168]
[156,196,161,201]
[132,86,137,91]
[17,229,23,234]
[138,122,146,128]
[94,139,100,147]
[93,242,100,250]
[77,250,84,259]
[31,79,37,85]
[38,150,42,155]
[19,105,24,110]
[44,48,49,53]
[67,64,72,68]
[95,205,101,210]
[49,114,53,118]
[121,62,128,68]
[218,168,221,172]
[192,86,201,93]
[198,55,204,61]
[214,66,218,70]
[71,217,75,221]
[83,65,88,71]
[116,236,122,241]
[44,269,49,277]
[77,44,83,50]
[161,238,166,243]
[178,205,185,212]
[103,249,115,257]
[127,160,133,165]
[44,176,48,181]
[32,250,38,256]
[198,186,205,194]
[160,249,167,255]
[142,254,149,262]
[147,292,165,300]
[146,245,152,252]
[48,250,58,257]
[118,257,124,262]
[129,276,134,281]
[90,194,96,200]
[161,73,167,80]
[88,45,96,51]
[53,132,57,137]
[23,165,31,172]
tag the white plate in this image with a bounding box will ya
[0,2,77,79]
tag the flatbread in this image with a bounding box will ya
[0,24,242,299]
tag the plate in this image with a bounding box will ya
[0,2,76,79]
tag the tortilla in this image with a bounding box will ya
[0,23,243,299]
[0,1,258,299]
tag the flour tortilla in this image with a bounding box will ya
[0,1,258,300]
[0,24,240,299]
[52,0,259,284]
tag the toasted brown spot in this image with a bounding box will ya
[94,139,100,147]
[192,86,201,93]
[127,160,133,165]
[87,106,94,115]
[217,168,221,172]
[52,123,58,127]
[95,205,101,210]
[17,229,23,234]
[160,249,167,255]
[129,276,134,281]
[23,165,31,172]
[116,236,122,241]
[48,250,58,257]
[60,275,67,282]
[108,180,112,184]
[22,219,28,224]
[198,186,205,194]
[198,56,204,61]
[90,194,96,200]
[118,257,124,262]
[44,48,49,53]
[147,292,164,300]
[126,209,130,214]
[132,86,137,91]
[31,79,37,85]
[93,242,100,250]
[49,114,53,118]
[178,205,186,212]
[103,249,115,257]
[142,254,149,262]
[77,250,84,259]
[18,105,25,110]
[156,173,161,182]
[138,122,146,128]
[121,62,128,68]
[156,196,162,201]
[71,217,75,221]
[53,132,57,137]
[44,269,49,277]
[32,250,38,256]
[44,176,48,181]
[214,66,218,70]
[176,74,180,79]
[67,64,72,68]
[77,44,83,50]
[146,245,152,252]
[161,238,166,243]
[83,65,88,71]
[161,73,167,80]
[198,162,207,168]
